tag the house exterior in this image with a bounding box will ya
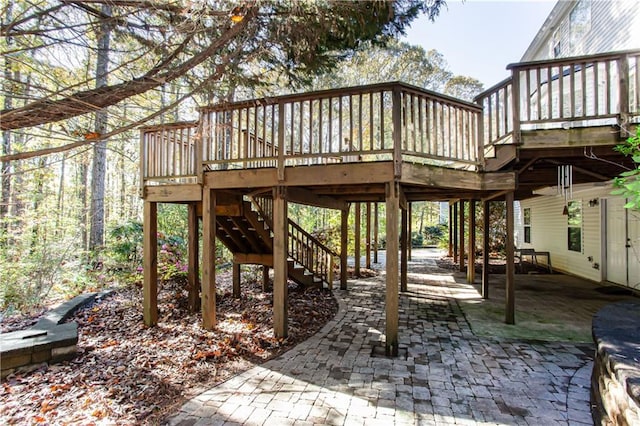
[514,0,640,290]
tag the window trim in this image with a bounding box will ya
[567,200,583,252]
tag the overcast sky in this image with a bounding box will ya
[402,0,557,87]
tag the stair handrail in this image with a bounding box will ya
[248,195,338,288]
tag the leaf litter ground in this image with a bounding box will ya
[1,270,338,424]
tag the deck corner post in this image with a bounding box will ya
[482,199,490,299]
[385,180,400,357]
[187,203,200,312]
[392,86,403,178]
[273,185,288,338]
[467,200,476,283]
[505,191,515,324]
[618,53,630,134]
[340,204,350,290]
[202,189,217,330]
[511,68,521,144]
[195,120,204,184]
[143,200,158,326]
[277,101,286,181]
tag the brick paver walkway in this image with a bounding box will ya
[166,253,593,425]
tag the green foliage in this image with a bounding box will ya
[411,232,423,248]
[108,221,143,267]
[424,224,449,247]
[612,127,640,210]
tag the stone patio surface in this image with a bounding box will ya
[166,249,630,426]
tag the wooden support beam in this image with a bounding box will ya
[273,186,288,338]
[143,201,158,326]
[467,200,476,283]
[262,266,270,292]
[401,206,408,292]
[374,203,379,264]
[366,202,372,269]
[482,190,509,203]
[448,203,453,258]
[286,187,349,211]
[482,200,490,299]
[453,202,458,263]
[355,203,361,277]
[341,206,349,290]
[187,203,200,313]
[505,192,515,325]
[408,203,412,261]
[233,253,273,266]
[385,181,400,357]
[144,184,202,203]
[232,263,241,299]
[459,201,465,273]
[202,189,217,329]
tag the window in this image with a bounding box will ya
[570,0,591,54]
[523,208,532,244]
[567,201,582,252]
[550,28,561,58]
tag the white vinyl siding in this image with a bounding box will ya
[519,195,602,281]
[523,0,640,62]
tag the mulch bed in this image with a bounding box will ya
[0,271,337,424]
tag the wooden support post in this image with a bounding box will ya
[262,266,269,292]
[374,203,379,264]
[408,202,412,261]
[355,203,361,277]
[505,192,515,325]
[448,203,453,258]
[467,200,476,283]
[202,189,217,329]
[385,181,399,357]
[143,201,158,326]
[366,202,372,269]
[187,203,200,312]
[232,262,241,299]
[482,200,490,299]
[453,203,458,263]
[459,200,465,273]
[340,205,349,290]
[273,186,288,338]
[400,206,408,292]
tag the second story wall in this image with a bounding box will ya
[522,0,640,62]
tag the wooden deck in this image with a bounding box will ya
[140,50,639,354]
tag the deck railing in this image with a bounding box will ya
[476,49,640,147]
[140,50,640,185]
[198,82,482,175]
[140,121,200,185]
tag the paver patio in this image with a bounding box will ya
[166,249,635,426]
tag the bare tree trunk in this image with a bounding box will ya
[78,153,88,251]
[89,4,112,253]
[1,0,14,238]
[56,153,66,233]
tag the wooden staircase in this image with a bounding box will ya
[212,193,336,289]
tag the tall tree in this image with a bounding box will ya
[89,3,112,252]
[1,1,444,162]
[1,0,14,237]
